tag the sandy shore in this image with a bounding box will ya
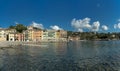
[0,40,67,47]
[0,41,22,47]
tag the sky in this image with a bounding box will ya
[0,0,120,32]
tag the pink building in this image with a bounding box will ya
[15,33,25,41]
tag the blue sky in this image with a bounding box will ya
[0,0,120,32]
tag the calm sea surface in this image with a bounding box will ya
[0,41,120,71]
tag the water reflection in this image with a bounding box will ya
[0,41,120,71]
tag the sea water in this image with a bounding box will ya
[0,41,120,71]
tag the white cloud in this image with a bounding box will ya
[114,23,120,29]
[91,21,100,32]
[117,23,120,29]
[114,19,120,29]
[71,18,101,32]
[50,25,63,30]
[31,21,44,29]
[101,25,108,31]
[71,18,92,32]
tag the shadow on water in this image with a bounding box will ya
[0,41,120,71]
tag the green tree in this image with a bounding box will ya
[9,25,16,29]
[15,24,27,33]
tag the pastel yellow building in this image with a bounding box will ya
[6,29,16,34]
[56,30,67,41]
[28,29,34,41]
[0,29,6,41]
[42,30,48,41]
[56,30,61,40]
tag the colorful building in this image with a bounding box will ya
[57,30,67,41]
[8,33,15,41]
[42,30,67,41]
[0,26,67,42]
[6,29,16,34]
[47,30,56,41]
[42,30,48,41]
[14,33,25,41]
[33,30,43,41]
[27,29,34,41]
[23,27,43,41]
[0,29,7,41]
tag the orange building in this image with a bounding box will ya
[24,29,43,41]
[33,30,43,41]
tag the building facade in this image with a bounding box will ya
[57,30,67,41]
[0,26,67,42]
[42,30,48,41]
[0,29,7,41]
[8,33,15,41]
[47,30,57,41]
[23,28,43,41]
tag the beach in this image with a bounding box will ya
[0,40,68,48]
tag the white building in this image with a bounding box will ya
[42,30,57,41]
[8,33,15,41]
[42,30,48,41]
